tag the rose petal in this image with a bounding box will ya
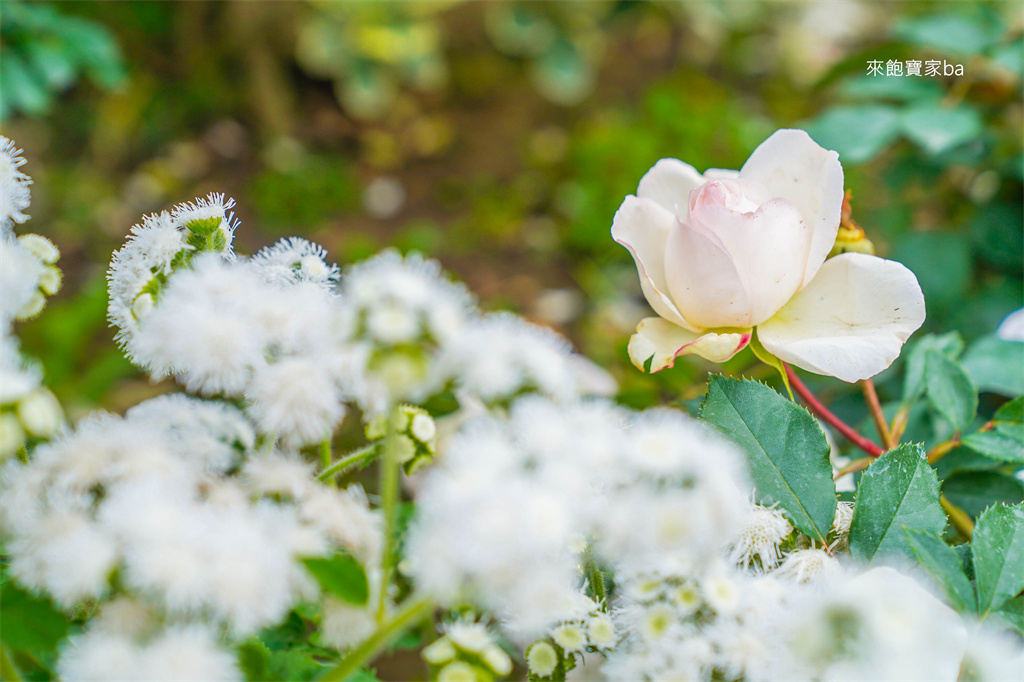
[758,253,926,382]
[612,196,693,330]
[665,217,753,329]
[628,317,751,372]
[637,158,705,220]
[740,129,844,288]
[688,197,811,325]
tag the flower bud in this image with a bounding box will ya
[422,637,456,665]
[17,388,63,437]
[526,641,558,678]
[18,234,60,264]
[551,623,586,653]
[39,265,62,295]
[437,661,478,682]
[0,413,26,459]
[482,643,512,676]
[16,291,45,320]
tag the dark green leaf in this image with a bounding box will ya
[892,234,972,312]
[925,350,978,432]
[0,581,70,663]
[699,376,835,543]
[803,105,900,164]
[933,446,1005,481]
[904,528,976,613]
[962,335,1024,397]
[996,397,1024,425]
[849,443,946,561]
[302,552,369,605]
[973,504,1024,615]
[943,472,1024,518]
[902,333,965,405]
[838,75,943,102]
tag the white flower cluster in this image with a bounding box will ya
[0,137,64,457]
[1,392,380,678]
[405,396,751,640]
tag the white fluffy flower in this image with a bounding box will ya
[0,236,44,325]
[729,504,793,570]
[252,236,340,288]
[0,136,31,230]
[774,548,840,584]
[246,355,345,445]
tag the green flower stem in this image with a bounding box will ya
[320,439,333,485]
[941,495,974,541]
[585,555,607,610]
[785,364,885,458]
[927,435,961,464]
[834,456,873,480]
[1,645,21,682]
[377,407,400,623]
[317,444,379,483]
[320,593,434,682]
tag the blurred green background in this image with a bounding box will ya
[2,0,1021,422]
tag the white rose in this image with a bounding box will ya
[612,129,925,382]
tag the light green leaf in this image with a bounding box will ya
[849,443,947,561]
[996,396,1024,424]
[699,375,835,543]
[899,103,984,156]
[972,504,1024,615]
[994,595,1024,636]
[301,552,369,605]
[925,350,978,432]
[904,528,976,614]
[236,637,272,682]
[894,12,1005,56]
[803,105,901,164]
[902,332,965,404]
[962,334,1024,397]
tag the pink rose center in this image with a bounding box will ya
[688,178,771,216]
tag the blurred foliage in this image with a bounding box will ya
[0,0,125,120]
[2,0,1021,428]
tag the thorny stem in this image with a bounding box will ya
[941,495,974,541]
[320,593,434,682]
[861,379,896,451]
[890,405,911,445]
[927,435,962,464]
[377,407,401,624]
[785,364,885,458]
[317,444,379,483]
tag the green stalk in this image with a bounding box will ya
[317,444,380,483]
[377,407,400,623]
[1,645,21,682]
[320,439,333,486]
[585,555,607,610]
[320,594,434,682]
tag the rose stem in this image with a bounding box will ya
[861,378,896,450]
[941,495,974,541]
[784,364,885,458]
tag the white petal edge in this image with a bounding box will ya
[740,129,844,288]
[612,196,694,330]
[637,158,705,221]
[758,253,926,382]
[628,317,752,372]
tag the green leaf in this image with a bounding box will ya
[803,105,901,164]
[892,233,972,312]
[904,528,976,613]
[900,103,984,156]
[996,396,1024,424]
[894,11,1005,56]
[994,595,1024,636]
[902,332,965,405]
[838,75,943,102]
[925,350,978,432]
[237,637,273,682]
[301,552,369,605]
[699,375,836,542]
[972,504,1024,615]
[962,335,1024,397]
[943,472,1024,518]
[961,431,1024,464]
[849,443,946,561]
[0,581,69,664]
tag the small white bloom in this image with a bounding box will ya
[703,572,740,616]
[729,504,793,570]
[0,136,32,230]
[17,233,59,263]
[0,236,44,324]
[16,388,63,437]
[446,619,493,653]
[252,237,339,288]
[246,355,344,446]
[437,661,477,682]
[410,412,437,443]
[587,613,617,648]
[526,640,559,677]
[422,637,457,665]
[321,596,377,651]
[552,622,587,653]
[482,643,512,676]
[774,548,840,584]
